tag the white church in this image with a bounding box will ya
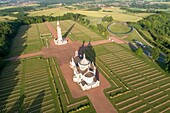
[54,21,67,45]
[70,51,100,91]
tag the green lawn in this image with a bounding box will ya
[124,29,148,45]
[0,57,96,113]
[108,23,131,34]
[8,23,52,57]
[85,42,170,113]
[8,24,42,57]
[50,20,105,42]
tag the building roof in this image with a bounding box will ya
[74,56,81,64]
[84,71,94,78]
[93,77,97,82]
[80,81,87,86]
[77,67,88,75]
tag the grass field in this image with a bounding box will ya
[8,22,53,57]
[50,20,105,42]
[28,7,152,22]
[100,7,125,13]
[124,29,148,45]
[85,43,170,113]
[0,57,96,113]
[108,23,131,34]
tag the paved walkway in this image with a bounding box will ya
[110,36,127,44]
[45,21,57,39]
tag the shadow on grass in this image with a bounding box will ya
[0,25,29,112]
[7,25,32,59]
[7,94,25,113]
[25,90,45,113]
[63,23,75,39]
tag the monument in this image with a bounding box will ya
[54,20,67,45]
[70,51,100,91]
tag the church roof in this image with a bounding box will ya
[84,72,94,78]
[77,67,88,75]
[89,62,95,71]
[93,77,97,82]
[74,56,81,64]
[80,81,87,86]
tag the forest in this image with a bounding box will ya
[138,12,170,54]
[130,12,170,72]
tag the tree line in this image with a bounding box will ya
[137,12,170,54]
[102,16,113,23]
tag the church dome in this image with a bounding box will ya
[78,54,91,71]
[79,54,90,65]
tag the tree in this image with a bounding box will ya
[165,55,170,72]
[165,61,170,72]
[0,57,5,69]
[135,48,143,56]
[151,47,160,61]
[85,19,90,26]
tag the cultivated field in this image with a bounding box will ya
[0,57,95,113]
[50,20,104,42]
[28,7,151,22]
[85,43,170,113]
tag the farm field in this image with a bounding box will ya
[0,57,95,113]
[0,4,40,10]
[85,43,170,113]
[28,7,152,22]
[50,20,104,42]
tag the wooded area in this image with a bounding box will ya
[130,12,170,72]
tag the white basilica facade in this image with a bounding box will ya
[70,51,100,91]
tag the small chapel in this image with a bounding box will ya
[70,51,100,91]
